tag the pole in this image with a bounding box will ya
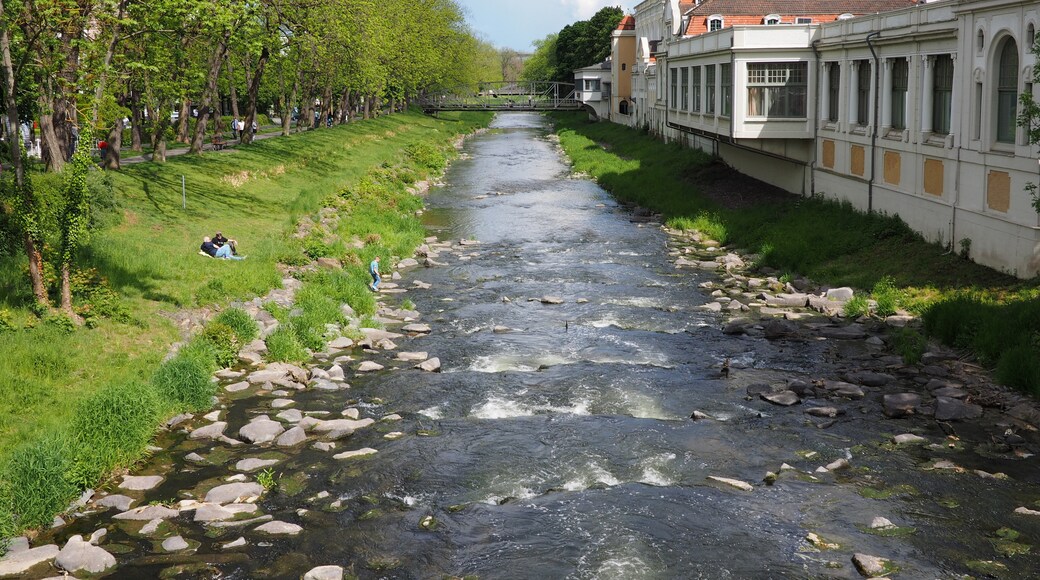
[182,175,186,209]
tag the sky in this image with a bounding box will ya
[456,0,636,52]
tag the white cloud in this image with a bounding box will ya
[562,0,618,19]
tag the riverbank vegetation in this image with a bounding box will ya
[551,112,1040,395]
[0,109,491,539]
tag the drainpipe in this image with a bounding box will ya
[810,39,821,198]
[866,31,881,214]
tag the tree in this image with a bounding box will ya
[1018,38,1040,214]
[554,6,623,82]
[521,34,558,82]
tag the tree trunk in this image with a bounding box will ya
[190,34,230,154]
[103,114,123,170]
[241,46,269,144]
[38,83,66,172]
[227,57,240,120]
[363,94,371,119]
[176,100,190,142]
[59,265,73,316]
[0,0,49,308]
[129,89,143,151]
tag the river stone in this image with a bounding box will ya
[357,361,384,372]
[327,365,345,381]
[223,537,248,549]
[304,565,345,580]
[0,545,60,577]
[765,293,809,307]
[225,381,250,393]
[239,351,264,366]
[825,287,855,301]
[883,393,921,417]
[397,258,420,269]
[342,408,360,420]
[762,319,797,339]
[277,409,303,423]
[194,503,259,522]
[310,368,330,381]
[760,390,800,406]
[162,536,190,552]
[384,432,405,440]
[244,339,268,354]
[119,475,164,491]
[112,505,179,521]
[824,458,850,472]
[707,476,753,491]
[846,371,894,387]
[313,418,374,435]
[277,426,308,447]
[254,521,303,536]
[870,517,896,530]
[824,381,865,400]
[893,433,928,445]
[313,441,336,452]
[55,536,115,575]
[327,337,354,351]
[819,325,868,340]
[722,319,751,335]
[398,351,429,362]
[360,328,403,342]
[271,399,295,410]
[935,396,983,421]
[417,358,441,372]
[700,302,723,312]
[203,410,222,421]
[333,448,378,460]
[235,458,279,472]
[214,369,244,380]
[205,482,264,504]
[1014,506,1040,516]
[805,407,841,418]
[540,296,564,305]
[190,421,228,440]
[932,386,968,399]
[402,323,431,333]
[166,413,193,429]
[852,553,889,577]
[139,518,164,535]
[381,414,402,422]
[96,494,134,511]
[239,418,285,444]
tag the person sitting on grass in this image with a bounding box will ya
[213,231,237,254]
[201,236,244,260]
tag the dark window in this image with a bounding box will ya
[670,68,678,109]
[857,60,871,125]
[933,55,953,135]
[827,63,840,121]
[996,39,1019,143]
[891,58,908,129]
[721,63,732,116]
[747,62,808,118]
[692,66,702,112]
[681,67,689,109]
[706,65,716,114]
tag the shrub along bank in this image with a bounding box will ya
[0,109,491,540]
[550,112,1040,396]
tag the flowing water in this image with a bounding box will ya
[36,113,1040,579]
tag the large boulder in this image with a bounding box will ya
[54,536,116,575]
[934,396,983,421]
[0,544,60,577]
[239,417,285,444]
[204,482,264,504]
[883,393,921,417]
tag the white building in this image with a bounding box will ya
[609,0,1040,277]
[574,61,613,120]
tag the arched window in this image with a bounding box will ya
[977,30,985,53]
[708,15,724,32]
[1028,23,1036,46]
[619,100,630,115]
[996,38,1019,144]
[764,14,781,25]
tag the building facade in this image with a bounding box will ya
[600,0,1040,277]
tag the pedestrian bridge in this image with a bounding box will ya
[420,81,584,113]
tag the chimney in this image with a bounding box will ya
[670,0,683,35]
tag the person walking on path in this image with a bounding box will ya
[369,256,381,291]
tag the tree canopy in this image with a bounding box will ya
[522,6,623,82]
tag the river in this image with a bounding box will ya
[28,112,1040,579]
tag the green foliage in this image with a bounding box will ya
[871,276,901,317]
[843,295,870,318]
[69,381,163,485]
[42,313,76,334]
[265,326,308,363]
[58,136,95,270]
[4,433,78,529]
[302,234,334,260]
[891,327,926,365]
[213,308,260,344]
[405,142,445,171]
[554,7,625,82]
[257,468,276,490]
[263,301,291,322]
[0,309,13,333]
[200,321,240,368]
[151,351,216,410]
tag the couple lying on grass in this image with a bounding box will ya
[200,232,245,260]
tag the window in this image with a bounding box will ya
[622,63,627,71]
[764,14,781,25]
[857,60,871,125]
[891,58,908,129]
[838,13,854,20]
[796,17,812,24]
[706,65,716,114]
[583,79,601,92]
[747,62,808,118]
[708,15,724,32]
[977,30,985,53]
[996,38,1019,143]
[670,68,678,109]
[681,67,689,110]
[932,54,953,135]
[827,63,840,121]
[720,63,732,116]
[619,100,630,115]
[692,66,702,112]
[1029,24,1036,46]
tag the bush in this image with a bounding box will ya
[68,381,163,486]
[0,309,15,333]
[213,308,260,344]
[891,327,926,365]
[265,326,308,362]
[200,321,239,368]
[995,343,1040,396]
[43,314,76,334]
[151,352,215,410]
[871,276,901,317]
[4,433,78,528]
[843,295,870,318]
[405,142,445,171]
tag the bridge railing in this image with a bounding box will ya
[420,81,583,112]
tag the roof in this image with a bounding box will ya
[617,15,636,30]
[683,0,915,17]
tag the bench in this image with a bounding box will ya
[211,138,228,150]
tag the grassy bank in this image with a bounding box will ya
[550,112,1040,395]
[0,109,491,537]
